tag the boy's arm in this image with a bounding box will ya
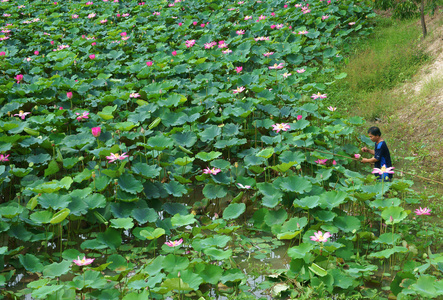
[361,157,378,163]
[361,147,375,155]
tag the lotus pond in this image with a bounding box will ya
[0,0,442,299]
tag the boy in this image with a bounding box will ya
[360,126,393,181]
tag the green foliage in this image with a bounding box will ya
[0,0,440,299]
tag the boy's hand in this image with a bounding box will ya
[361,147,368,153]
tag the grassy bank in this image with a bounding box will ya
[328,17,429,120]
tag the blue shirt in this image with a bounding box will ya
[374,140,392,179]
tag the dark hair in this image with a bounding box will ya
[368,126,381,136]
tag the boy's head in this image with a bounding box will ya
[368,126,381,142]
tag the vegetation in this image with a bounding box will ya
[0,0,441,299]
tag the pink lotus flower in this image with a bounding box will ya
[67,92,73,99]
[0,51,5,56]
[310,231,331,242]
[327,106,336,111]
[204,41,217,49]
[232,86,245,94]
[0,154,10,162]
[218,41,228,48]
[89,54,95,59]
[153,12,160,16]
[332,160,337,165]
[130,92,141,98]
[284,4,288,7]
[263,52,274,57]
[354,154,361,159]
[322,15,329,20]
[146,61,153,66]
[258,15,266,21]
[298,30,308,35]
[272,123,290,133]
[269,63,284,70]
[75,111,89,121]
[73,256,94,266]
[193,21,198,25]
[172,51,177,56]
[222,49,232,54]
[120,32,127,37]
[34,51,39,55]
[200,23,205,28]
[237,183,251,189]
[91,127,101,137]
[15,74,24,83]
[270,24,276,29]
[315,159,328,165]
[165,238,183,247]
[106,152,129,163]
[297,115,303,121]
[311,92,327,99]
[282,72,291,78]
[235,66,243,73]
[185,40,196,48]
[271,12,275,16]
[296,68,306,73]
[244,16,252,20]
[349,22,356,25]
[372,165,394,175]
[72,14,79,19]
[13,110,30,120]
[91,42,96,46]
[50,41,55,45]
[203,167,221,175]
[415,207,431,216]
[178,22,183,26]
[236,30,245,35]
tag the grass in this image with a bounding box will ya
[326,16,429,120]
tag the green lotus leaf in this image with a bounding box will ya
[43,261,71,278]
[381,206,408,225]
[132,163,161,179]
[18,254,44,273]
[279,175,312,194]
[139,227,165,240]
[333,215,361,233]
[195,263,223,285]
[97,228,122,250]
[196,151,222,161]
[98,105,117,120]
[203,183,227,199]
[319,191,347,210]
[203,248,233,260]
[162,254,189,273]
[31,285,64,299]
[368,246,408,259]
[50,208,70,224]
[147,135,174,150]
[110,217,134,230]
[131,208,158,225]
[294,196,320,209]
[171,213,196,227]
[288,243,314,260]
[264,209,288,226]
[30,211,53,224]
[223,203,245,220]
[118,173,143,194]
